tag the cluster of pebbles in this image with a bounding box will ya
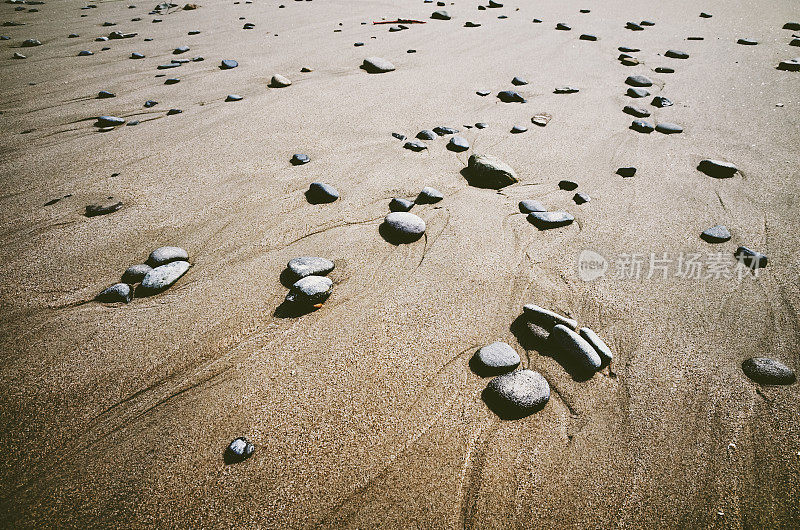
[96,246,190,303]
[281,257,334,309]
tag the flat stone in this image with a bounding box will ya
[484,369,550,418]
[225,437,254,462]
[742,358,795,385]
[777,58,800,71]
[665,49,689,59]
[578,327,613,366]
[497,90,526,103]
[291,153,310,165]
[139,260,190,295]
[225,94,243,102]
[623,105,650,117]
[21,38,42,46]
[131,52,145,59]
[617,167,636,177]
[701,225,731,243]
[164,78,180,85]
[144,100,158,108]
[430,10,450,20]
[619,46,640,52]
[85,199,122,216]
[579,34,597,41]
[417,187,443,204]
[737,38,758,45]
[447,136,469,151]
[362,56,395,73]
[626,75,653,87]
[287,257,334,279]
[700,12,712,18]
[474,122,487,129]
[433,126,458,135]
[78,50,93,56]
[97,283,132,303]
[285,275,332,305]
[734,246,768,269]
[158,62,181,69]
[554,86,579,94]
[519,199,546,213]
[270,74,291,87]
[558,180,578,191]
[654,66,674,73]
[98,90,115,99]
[626,22,643,31]
[631,119,654,133]
[621,57,640,66]
[655,122,682,134]
[550,324,602,372]
[306,182,339,203]
[465,154,518,189]
[783,22,800,30]
[121,264,153,284]
[698,159,738,178]
[220,59,238,69]
[13,52,25,59]
[556,23,571,31]
[416,129,437,140]
[147,246,189,267]
[651,96,673,107]
[383,212,425,242]
[95,116,125,127]
[511,76,528,86]
[640,20,655,26]
[173,45,189,54]
[511,125,527,133]
[389,198,414,212]
[473,342,520,375]
[627,87,650,98]
[464,21,481,27]
[790,38,800,47]
[531,113,552,126]
[391,132,406,141]
[476,90,490,96]
[573,192,591,204]
[523,304,577,330]
[527,211,574,230]
[404,140,427,151]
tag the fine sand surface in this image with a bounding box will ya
[1,0,799,527]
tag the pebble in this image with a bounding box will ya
[433,126,458,135]
[655,122,682,134]
[573,192,591,204]
[287,257,334,279]
[665,49,689,59]
[631,120,654,133]
[466,154,518,189]
[700,12,712,18]
[144,100,158,108]
[220,59,238,69]
[556,23,571,31]
[578,328,613,366]
[523,304,577,330]
[619,46,640,52]
[558,180,578,191]
[640,20,655,26]
[291,153,310,165]
[139,260,190,295]
[98,90,115,99]
[173,45,189,54]
[510,125,527,133]
[626,22,643,31]
[417,187,443,204]
[225,94,243,102]
[511,76,528,86]
[519,200,545,213]
[121,264,153,284]
[158,63,181,69]
[777,58,800,71]
[416,129,437,140]
[484,369,550,417]
[430,10,450,20]
[13,52,26,59]
[497,90,526,103]
[473,342,520,375]
[626,75,653,87]
[742,358,796,385]
[147,246,189,267]
[617,167,637,177]
[475,122,487,129]
[698,159,738,178]
[654,66,674,73]
[652,96,673,107]
[96,116,125,127]
[21,38,42,47]
[96,283,132,303]
[270,74,292,87]
[737,38,758,45]
[527,211,575,230]
[550,324,602,372]
[623,105,650,117]
[362,56,395,73]
[404,140,427,151]
[78,50,93,56]
[464,21,481,28]
[784,22,800,30]
[85,199,122,216]
[382,212,426,242]
[306,182,339,203]
[164,78,180,85]
[447,136,470,151]
[734,246,768,269]
[579,34,597,41]
[476,90,490,96]
[285,275,332,305]
[389,198,414,212]
[627,87,650,98]
[225,437,255,462]
[131,52,145,59]
[701,225,731,243]
[391,132,406,141]
[791,38,800,47]
[554,86,579,94]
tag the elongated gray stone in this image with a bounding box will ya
[527,211,574,229]
[121,264,153,284]
[497,90,526,103]
[627,87,650,98]
[665,49,689,59]
[698,159,738,178]
[519,200,545,213]
[96,116,125,127]
[285,275,332,305]
[473,342,520,375]
[97,283,132,303]
[742,358,795,385]
[484,369,550,417]
[139,260,190,294]
[777,58,800,71]
[220,59,238,69]
[651,96,673,107]
[550,324,602,372]
[147,246,189,267]
[631,120,654,133]
[433,126,458,136]
[362,56,395,73]
[383,212,425,242]
[404,140,427,151]
[554,86,579,94]
[466,154,518,189]
[523,304,577,330]
[623,105,650,117]
[701,225,731,243]
[417,187,443,204]
[626,75,653,87]
[287,257,334,279]
[656,122,682,134]
[737,38,758,45]
[578,327,613,366]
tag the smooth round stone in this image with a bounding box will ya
[430,10,450,20]
[226,437,255,462]
[497,90,526,103]
[579,33,597,41]
[550,324,602,372]
[121,264,153,284]
[558,180,578,191]
[617,167,637,177]
[97,283,132,303]
[742,358,796,385]
[466,154,517,189]
[173,45,189,54]
[285,275,333,305]
[85,199,122,216]
[417,187,443,204]
[734,246,768,269]
[139,260,190,295]
[737,38,758,45]
[96,116,125,127]
[626,75,653,87]
[270,74,291,87]
[623,105,650,117]
[554,86,579,94]
[631,120,654,133]
[306,182,339,203]
[225,94,243,102]
[519,199,546,213]
[287,257,334,279]
[98,90,115,99]
[290,153,311,165]
[527,211,574,229]
[627,87,650,98]
[556,23,571,30]
[433,126,458,135]
[573,192,591,204]
[651,96,673,107]
[447,136,469,151]
[511,76,528,86]
[484,370,550,417]
[147,246,189,267]
[656,122,682,134]
[698,159,738,178]
[78,50,93,56]
[654,66,674,73]
[701,225,731,243]
[220,59,238,69]
[389,198,414,212]
[473,342,520,375]
[578,328,613,366]
[416,129,437,140]
[362,56,395,73]
[665,49,689,59]
[383,212,425,242]
[511,125,528,133]
[404,140,427,151]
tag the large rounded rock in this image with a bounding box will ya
[742,358,796,385]
[382,212,426,242]
[484,370,550,418]
[138,260,190,295]
[465,154,518,189]
[97,283,132,303]
[147,246,189,267]
[472,342,520,375]
[549,324,602,373]
[285,275,333,305]
[287,257,334,279]
[362,57,395,73]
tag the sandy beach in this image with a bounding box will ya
[1,0,799,527]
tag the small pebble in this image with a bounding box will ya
[417,187,443,204]
[96,283,132,303]
[472,342,521,375]
[306,182,339,203]
[291,153,310,165]
[527,211,574,230]
[700,225,731,243]
[742,358,795,385]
